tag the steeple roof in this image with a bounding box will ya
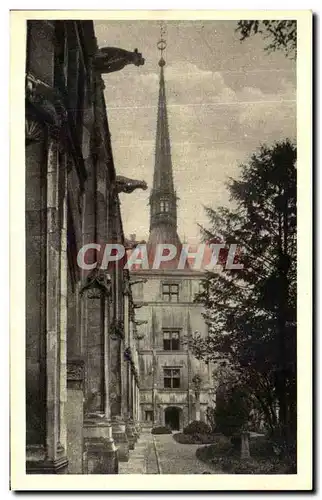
[147,42,188,269]
[152,56,175,195]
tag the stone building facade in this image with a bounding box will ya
[130,46,214,431]
[25,20,145,474]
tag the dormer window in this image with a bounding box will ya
[160,199,169,213]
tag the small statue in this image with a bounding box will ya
[95,47,145,73]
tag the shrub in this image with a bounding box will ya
[220,457,295,474]
[250,436,275,457]
[173,432,215,445]
[183,420,212,435]
[230,434,241,451]
[151,426,172,434]
[214,387,251,437]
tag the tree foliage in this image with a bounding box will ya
[189,139,297,445]
[214,385,252,437]
[236,20,297,59]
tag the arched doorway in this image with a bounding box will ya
[164,406,181,430]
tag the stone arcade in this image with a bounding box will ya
[25,20,146,474]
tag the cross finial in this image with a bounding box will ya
[157,22,167,66]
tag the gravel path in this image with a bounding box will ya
[119,431,160,474]
[120,432,223,474]
[153,434,223,474]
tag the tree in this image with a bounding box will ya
[189,140,297,450]
[214,385,252,439]
[236,20,297,59]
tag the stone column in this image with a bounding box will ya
[59,150,68,462]
[136,384,141,433]
[133,379,137,422]
[26,122,47,466]
[26,124,68,473]
[110,256,129,461]
[82,273,118,474]
[133,381,140,437]
[123,284,136,449]
[46,131,68,470]
[122,282,130,419]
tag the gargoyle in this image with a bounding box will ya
[115,176,148,194]
[94,47,145,74]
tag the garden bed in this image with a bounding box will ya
[173,432,218,445]
[151,425,172,434]
[172,419,217,443]
[196,435,296,474]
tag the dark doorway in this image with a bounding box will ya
[164,406,181,430]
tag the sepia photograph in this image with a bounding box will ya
[10,9,312,491]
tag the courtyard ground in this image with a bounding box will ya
[119,431,223,474]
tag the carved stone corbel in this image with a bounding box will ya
[26,73,68,129]
[67,359,85,390]
[130,279,148,287]
[135,329,145,341]
[79,268,112,299]
[134,320,148,326]
[123,280,131,297]
[110,319,124,340]
[124,346,132,362]
[25,118,44,144]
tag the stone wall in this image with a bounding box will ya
[131,270,215,428]
[25,19,143,474]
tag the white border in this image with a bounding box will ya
[9,8,313,492]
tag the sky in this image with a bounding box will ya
[94,20,296,242]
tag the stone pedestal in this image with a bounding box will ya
[240,431,250,459]
[26,445,68,474]
[195,403,201,421]
[83,414,118,474]
[112,417,129,462]
[125,419,138,450]
[135,420,141,438]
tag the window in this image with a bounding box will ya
[145,410,153,422]
[163,330,180,351]
[164,368,181,389]
[160,199,169,212]
[162,283,179,302]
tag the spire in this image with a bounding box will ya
[148,25,181,250]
